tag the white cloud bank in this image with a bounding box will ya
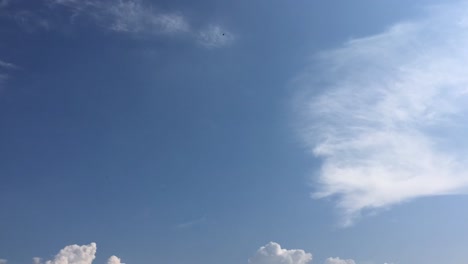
[296,1,468,226]
[26,243,123,264]
[1,241,391,264]
[248,242,313,264]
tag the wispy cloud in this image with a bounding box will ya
[325,257,356,264]
[49,0,189,34]
[0,0,9,8]
[296,1,468,226]
[0,59,18,70]
[1,0,235,48]
[0,259,7,264]
[0,59,18,89]
[176,215,207,229]
[197,24,235,48]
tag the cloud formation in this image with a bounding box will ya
[50,0,189,34]
[297,1,468,226]
[0,0,235,48]
[45,243,97,264]
[0,59,18,88]
[325,257,356,264]
[0,60,18,70]
[248,242,313,264]
[107,256,124,264]
[2,241,372,264]
[197,25,235,48]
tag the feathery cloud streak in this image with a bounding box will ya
[49,0,189,34]
[297,2,468,226]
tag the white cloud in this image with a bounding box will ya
[45,243,97,264]
[325,257,356,264]
[0,259,7,264]
[0,0,9,8]
[107,256,124,264]
[248,242,312,264]
[33,257,42,264]
[2,0,235,48]
[0,60,18,70]
[176,216,207,229]
[197,25,235,48]
[296,1,468,226]
[0,59,18,88]
[50,0,188,34]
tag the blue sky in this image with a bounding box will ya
[2,0,468,264]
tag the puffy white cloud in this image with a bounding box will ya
[248,242,312,264]
[0,259,7,264]
[33,257,42,264]
[107,256,124,264]
[197,25,235,48]
[296,1,468,226]
[45,243,97,264]
[325,257,356,264]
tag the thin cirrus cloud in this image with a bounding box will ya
[49,0,189,34]
[45,0,234,47]
[295,1,468,226]
[197,24,235,48]
[0,59,18,87]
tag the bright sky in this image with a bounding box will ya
[2,1,468,264]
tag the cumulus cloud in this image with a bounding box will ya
[45,243,97,264]
[33,257,42,264]
[296,1,468,226]
[197,24,235,48]
[248,242,313,264]
[0,259,7,264]
[325,257,356,264]
[107,256,124,264]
